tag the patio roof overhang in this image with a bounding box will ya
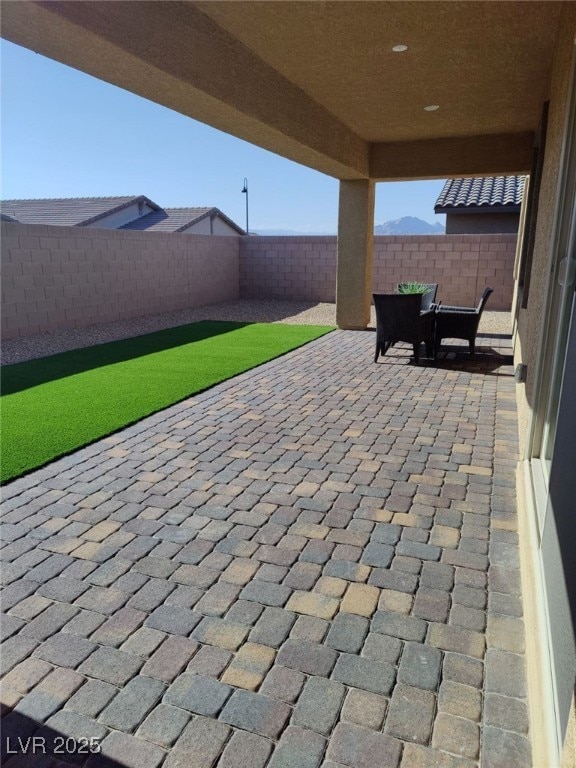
[1,0,564,181]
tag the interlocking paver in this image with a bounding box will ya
[193,616,250,650]
[120,627,166,658]
[15,667,84,721]
[286,590,339,619]
[325,612,369,653]
[164,716,230,768]
[91,607,146,647]
[2,658,53,694]
[340,582,379,617]
[276,639,337,676]
[87,730,166,768]
[221,642,275,689]
[259,664,306,702]
[269,726,327,768]
[1,636,40,675]
[137,704,190,748]
[327,722,402,768]
[443,652,484,689]
[398,641,442,691]
[164,673,232,715]
[292,676,345,735]
[99,675,165,731]
[240,580,292,607]
[186,644,232,677]
[66,679,119,718]
[220,688,291,738]
[144,605,201,636]
[79,647,144,686]
[0,330,525,768]
[341,688,387,730]
[385,683,436,744]
[361,632,402,664]
[432,712,480,760]
[332,652,395,695]
[249,606,296,647]
[33,632,96,668]
[141,635,199,682]
[372,610,427,642]
[484,692,529,734]
[217,730,273,768]
[19,602,79,641]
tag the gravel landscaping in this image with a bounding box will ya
[1,299,511,365]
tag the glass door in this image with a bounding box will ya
[530,56,576,531]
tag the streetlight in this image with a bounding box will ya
[241,177,249,235]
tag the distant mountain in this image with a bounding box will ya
[254,228,335,236]
[374,216,445,235]
[255,217,445,237]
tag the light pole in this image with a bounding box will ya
[241,177,249,235]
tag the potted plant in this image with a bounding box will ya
[396,282,437,312]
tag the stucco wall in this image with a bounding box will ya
[240,234,517,310]
[446,212,520,235]
[83,201,155,229]
[514,7,576,459]
[1,222,239,340]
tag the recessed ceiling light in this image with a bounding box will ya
[392,44,408,52]
[424,105,440,112]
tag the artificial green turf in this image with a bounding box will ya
[1,321,333,483]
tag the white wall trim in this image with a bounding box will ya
[517,460,562,767]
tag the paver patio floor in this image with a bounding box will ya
[0,330,529,768]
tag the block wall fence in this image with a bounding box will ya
[1,223,516,341]
[239,234,517,311]
[1,223,240,340]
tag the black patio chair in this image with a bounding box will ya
[373,293,435,364]
[434,287,493,359]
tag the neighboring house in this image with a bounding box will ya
[434,175,525,234]
[120,206,244,236]
[0,196,244,235]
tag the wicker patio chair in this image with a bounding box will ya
[434,287,493,358]
[373,293,435,364]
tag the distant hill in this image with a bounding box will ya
[255,216,445,237]
[374,216,445,235]
[254,229,334,236]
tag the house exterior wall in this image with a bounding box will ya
[182,217,212,235]
[511,6,576,765]
[240,233,517,310]
[1,222,239,340]
[212,217,243,236]
[83,201,155,229]
[445,211,520,234]
[180,216,240,236]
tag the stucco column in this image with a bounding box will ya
[336,179,375,329]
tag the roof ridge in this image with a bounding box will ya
[162,206,214,210]
[1,195,140,203]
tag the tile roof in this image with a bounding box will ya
[0,196,159,227]
[434,176,525,212]
[120,206,245,234]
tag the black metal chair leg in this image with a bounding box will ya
[412,343,420,364]
[469,339,475,358]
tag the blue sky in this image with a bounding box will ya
[1,40,446,232]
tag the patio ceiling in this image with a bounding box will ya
[1,1,563,179]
